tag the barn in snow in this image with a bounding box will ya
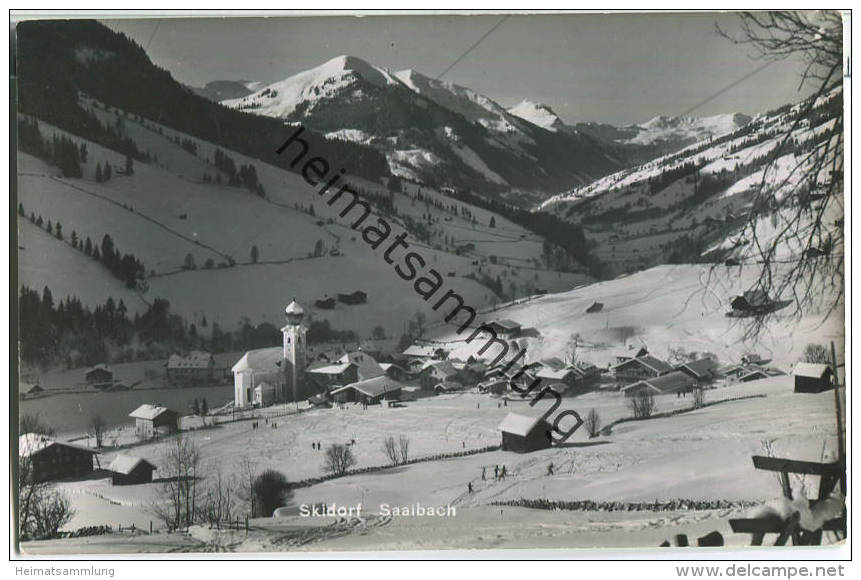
[792,363,834,393]
[498,412,552,453]
[19,434,99,482]
[108,454,157,485]
[330,375,403,405]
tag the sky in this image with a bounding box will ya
[105,12,818,126]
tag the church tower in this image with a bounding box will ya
[281,298,307,402]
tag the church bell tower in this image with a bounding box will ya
[281,298,307,402]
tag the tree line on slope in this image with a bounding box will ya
[19,203,145,289]
[18,286,358,369]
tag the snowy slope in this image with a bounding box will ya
[539,88,842,274]
[507,100,567,133]
[622,112,753,147]
[224,55,401,118]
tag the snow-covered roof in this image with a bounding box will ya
[108,454,155,475]
[535,366,577,380]
[129,404,176,421]
[622,371,695,394]
[254,381,276,393]
[338,351,384,379]
[231,346,283,373]
[330,375,403,398]
[792,362,832,379]
[402,344,438,358]
[498,413,549,437]
[19,433,98,457]
[490,319,521,330]
[167,351,214,369]
[306,362,352,375]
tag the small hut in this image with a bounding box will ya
[498,413,553,453]
[254,382,277,406]
[108,455,157,485]
[792,363,834,393]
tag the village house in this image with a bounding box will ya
[676,358,720,385]
[306,350,385,391]
[738,368,771,382]
[419,360,459,389]
[330,375,403,405]
[612,346,650,365]
[498,412,553,453]
[621,371,696,397]
[85,363,113,387]
[166,350,216,386]
[486,319,522,339]
[611,354,673,384]
[108,454,157,485]
[129,404,180,440]
[19,433,99,482]
[401,343,441,361]
[742,353,772,366]
[792,362,834,393]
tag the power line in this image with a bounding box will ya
[437,14,510,80]
[678,59,776,117]
[145,20,161,51]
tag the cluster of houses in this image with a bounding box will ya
[18,433,156,485]
[17,403,180,485]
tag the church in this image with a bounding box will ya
[232,299,311,407]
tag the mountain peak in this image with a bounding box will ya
[508,100,565,132]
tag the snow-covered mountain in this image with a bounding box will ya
[222,55,622,201]
[621,112,753,147]
[540,88,842,275]
[507,100,567,133]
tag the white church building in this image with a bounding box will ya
[232,299,309,408]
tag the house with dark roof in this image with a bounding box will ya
[498,413,553,453]
[621,371,696,397]
[19,434,99,482]
[85,364,113,387]
[108,454,157,485]
[792,363,834,393]
[612,354,674,384]
[676,358,720,384]
[486,319,522,339]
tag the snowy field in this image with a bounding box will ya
[29,375,841,553]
